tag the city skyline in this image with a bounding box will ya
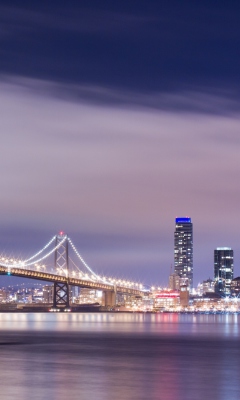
[0,223,239,289]
[0,2,240,286]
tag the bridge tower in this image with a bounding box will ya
[53,232,70,309]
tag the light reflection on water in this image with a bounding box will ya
[0,313,239,400]
[0,312,239,336]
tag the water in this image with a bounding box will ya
[0,312,240,400]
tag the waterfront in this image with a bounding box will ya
[0,313,240,399]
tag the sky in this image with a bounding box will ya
[0,1,240,287]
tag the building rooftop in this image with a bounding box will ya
[175,217,191,223]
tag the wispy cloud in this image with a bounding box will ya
[2,75,240,115]
[1,75,240,283]
[0,5,153,38]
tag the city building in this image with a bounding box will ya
[43,285,53,303]
[174,217,193,289]
[169,272,180,290]
[0,289,7,302]
[70,286,80,303]
[78,288,102,305]
[197,278,215,296]
[231,277,240,296]
[154,290,180,310]
[214,247,234,295]
[180,285,189,307]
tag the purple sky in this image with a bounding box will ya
[1,76,240,286]
[0,2,240,287]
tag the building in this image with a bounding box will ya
[70,286,80,303]
[202,278,215,294]
[43,285,53,303]
[169,272,180,290]
[197,278,215,296]
[180,285,189,307]
[0,289,7,302]
[214,247,234,295]
[153,290,180,310]
[230,277,240,296]
[78,288,102,304]
[174,217,193,289]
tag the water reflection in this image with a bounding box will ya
[0,312,239,337]
[0,313,240,399]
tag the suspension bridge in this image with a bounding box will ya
[0,232,146,310]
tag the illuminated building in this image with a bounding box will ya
[0,289,7,302]
[174,217,193,289]
[43,285,53,303]
[169,272,180,290]
[214,247,233,294]
[70,286,80,303]
[78,288,102,304]
[180,285,189,307]
[154,290,180,310]
[231,277,240,295]
[197,279,215,296]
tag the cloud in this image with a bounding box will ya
[0,5,152,38]
[2,74,240,115]
[0,2,239,95]
[1,75,240,284]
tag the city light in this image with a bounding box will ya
[0,232,239,314]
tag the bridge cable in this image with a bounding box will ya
[3,236,66,269]
[68,237,104,282]
[23,235,56,263]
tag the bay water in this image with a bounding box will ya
[0,312,239,400]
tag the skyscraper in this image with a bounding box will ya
[214,247,233,295]
[174,217,193,289]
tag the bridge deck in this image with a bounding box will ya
[0,265,144,296]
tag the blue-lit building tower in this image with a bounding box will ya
[174,217,193,289]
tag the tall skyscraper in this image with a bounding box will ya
[214,247,233,294]
[174,217,193,289]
